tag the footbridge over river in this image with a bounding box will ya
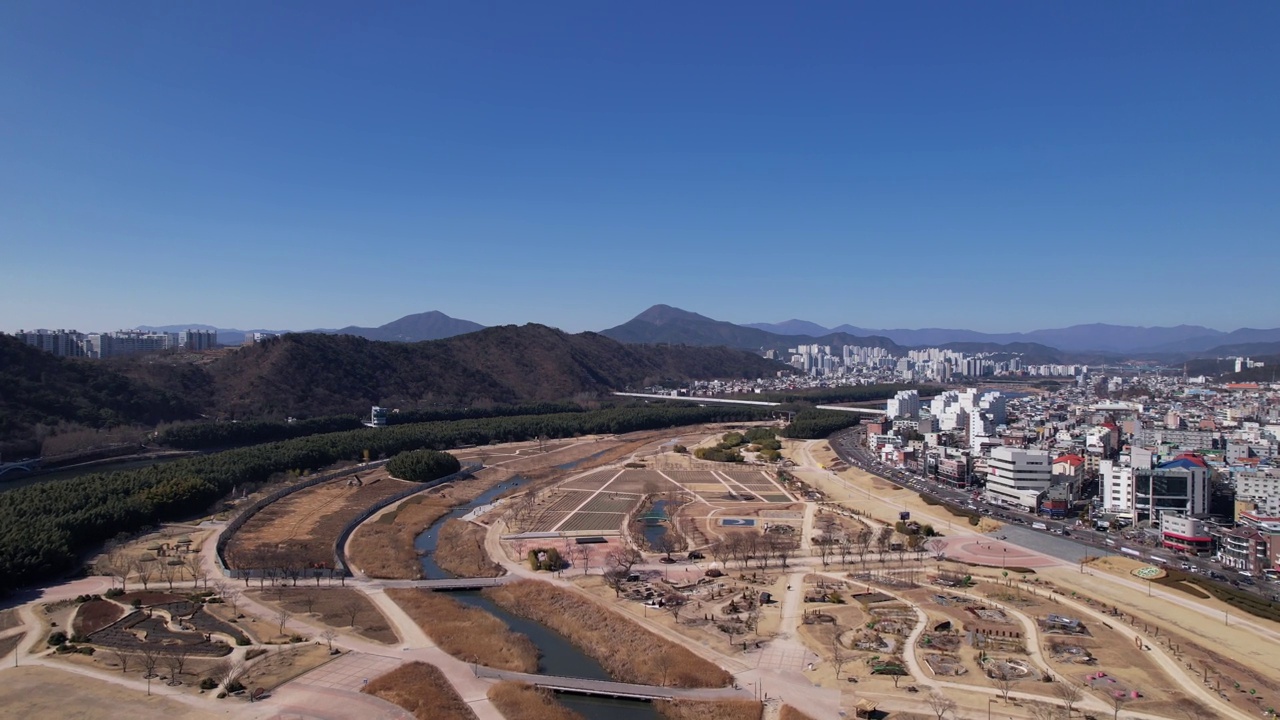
[472,666,752,701]
[0,459,40,479]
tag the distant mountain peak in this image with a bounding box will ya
[631,304,716,326]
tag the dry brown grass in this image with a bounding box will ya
[435,519,503,577]
[386,588,537,672]
[227,470,412,569]
[237,643,333,691]
[248,587,398,644]
[656,699,764,720]
[484,580,732,688]
[778,705,818,720]
[487,681,585,720]
[73,598,125,635]
[0,608,19,632]
[0,633,24,659]
[363,661,478,720]
[348,494,454,579]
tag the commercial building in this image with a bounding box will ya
[1160,513,1214,556]
[984,447,1051,510]
[1133,454,1211,524]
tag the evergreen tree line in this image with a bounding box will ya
[0,404,768,591]
[156,402,586,450]
[386,449,461,482]
[780,408,866,439]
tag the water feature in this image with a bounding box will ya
[640,499,671,550]
[414,479,659,720]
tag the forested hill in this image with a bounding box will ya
[198,324,785,418]
[0,334,198,454]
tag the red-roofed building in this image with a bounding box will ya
[1052,454,1086,482]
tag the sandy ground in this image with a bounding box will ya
[0,666,235,719]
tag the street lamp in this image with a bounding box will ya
[988,697,997,720]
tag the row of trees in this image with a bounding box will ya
[156,402,586,450]
[0,404,770,590]
[781,408,865,439]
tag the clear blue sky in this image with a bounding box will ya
[3,2,1278,334]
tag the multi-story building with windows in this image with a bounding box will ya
[984,447,1051,510]
[1133,454,1211,524]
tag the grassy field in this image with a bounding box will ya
[248,587,398,644]
[435,519,504,578]
[487,681,585,720]
[237,643,333,691]
[386,588,537,672]
[349,494,455,579]
[484,580,732,688]
[363,661,478,720]
[656,699,764,720]
[0,666,225,720]
[227,470,411,570]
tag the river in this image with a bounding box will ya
[415,479,659,720]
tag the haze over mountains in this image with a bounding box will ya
[137,305,1280,357]
[744,318,1280,354]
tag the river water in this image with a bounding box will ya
[415,479,659,720]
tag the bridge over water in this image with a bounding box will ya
[0,459,40,479]
[472,666,751,701]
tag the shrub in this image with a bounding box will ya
[200,678,218,690]
[47,631,67,646]
[527,547,563,572]
[104,588,124,598]
[226,680,245,693]
[77,646,95,656]
[236,636,251,646]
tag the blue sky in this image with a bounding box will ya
[2,2,1278,334]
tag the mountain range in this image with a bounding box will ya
[1,324,784,454]
[743,319,1280,355]
[601,305,1069,362]
[138,306,1280,357]
[138,311,485,346]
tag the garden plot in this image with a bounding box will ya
[581,493,641,514]
[557,512,626,533]
[525,511,569,532]
[561,469,621,491]
[542,490,593,513]
[604,470,682,494]
[665,471,725,485]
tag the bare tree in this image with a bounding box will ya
[771,535,798,567]
[1054,678,1083,717]
[158,561,177,591]
[603,546,642,597]
[926,691,957,720]
[182,553,206,590]
[576,544,594,575]
[275,606,293,637]
[224,587,242,616]
[664,593,687,624]
[707,539,729,570]
[163,647,190,685]
[132,558,154,591]
[139,646,161,679]
[99,547,130,591]
[320,628,338,653]
[874,527,893,562]
[991,671,1017,702]
[840,537,855,567]
[832,635,850,680]
[855,528,874,567]
[300,588,318,616]
[1108,692,1128,720]
[341,599,363,628]
[216,656,245,691]
[926,538,947,564]
[106,648,132,674]
[653,532,681,562]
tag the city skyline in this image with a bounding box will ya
[4,4,1279,333]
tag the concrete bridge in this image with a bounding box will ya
[0,459,40,479]
[612,392,885,415]
[471,666,751,701]
[416,577,510,591]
